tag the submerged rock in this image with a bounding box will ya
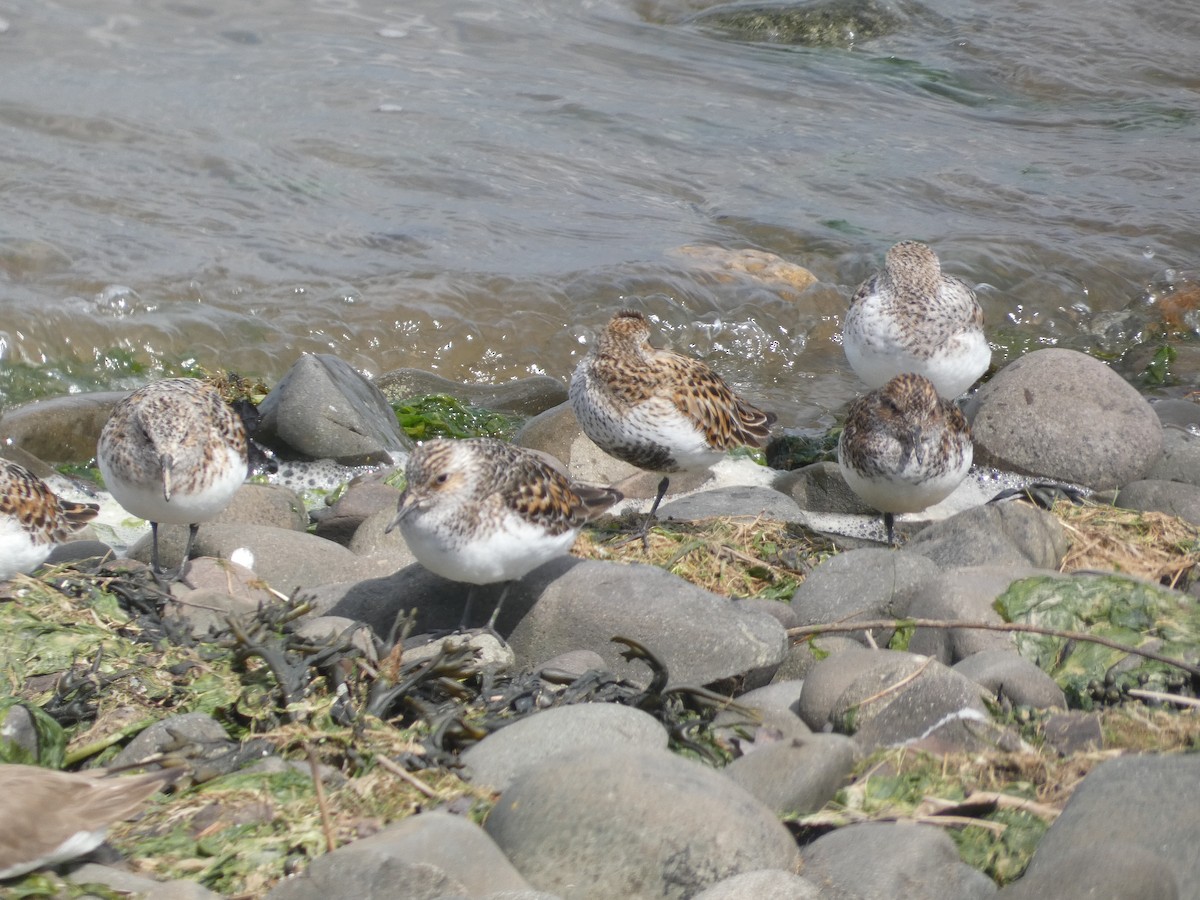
[685,0,904,47]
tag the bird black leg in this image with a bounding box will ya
[484,582,514,634]
[637,476,671,550]
[883,512,897,547]
[151,521,199,583]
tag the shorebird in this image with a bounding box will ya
[386,437,622,629]
[0,764,180,880]
[97,378,248,579]
[842,240,990,398]
[837,372,973,544]
[0,459,99,581]
[569,309,775,544]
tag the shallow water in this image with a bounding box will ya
[1,0,1197,432]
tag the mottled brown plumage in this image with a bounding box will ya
[837,372,973,544]
[0,765,180,879]
[843,241,990,398]
[387,438,622,628]
[97,378,250,578]
[0,460,98,581]
[569,309,775,541]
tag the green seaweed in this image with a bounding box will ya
[994,574,1200,707]
[393,394,523,442]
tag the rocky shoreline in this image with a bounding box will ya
[2,347,1200,899]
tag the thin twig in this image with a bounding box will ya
[786,619,1200,679]
[374,753,441,799]
[1127,688,1200,709]
[306,743,336,854]
[857,656,934,707]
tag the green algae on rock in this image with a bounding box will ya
[994,574,1200,707]
[685,0,903,47]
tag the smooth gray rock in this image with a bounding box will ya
[462,704,668,792]
[310,564,465,635]
[737,679,806,719]
[772,634,866,683]
[903,503,1068,569]
[775,460,875,514]
[952,649,1066,709]
[376,367,567,417]
[515,402,712,498]
[692,869,821,899]
[214,482,309,531]
[790,548,940,646]
[827,653,991,752]
[0,390,126,464]
[111,712,233,767]
[795,646,886,731]
[257,353,410,465]
[801,822,997,899]
[656,485,804,523]
[485,746,802,899]
[181,523,393,595]
[724,733,858,816]
[713,680,812,754]
[996,844,1178,900]
[1116,478,1200,525]
[535,649,607,680]
[1143,407,1200,487]
[734,596,800,630]
[44,539,114,568]
[903,566,1047,663]
[313,478,402,548]
[317,558,786,690]
[163,587,261,639]
[346,507,419,561]
[969,348,1162,490]
[1018,754,1200,897]
[502,558,788,690]
[266,810,530,900]
[68,864,223,899]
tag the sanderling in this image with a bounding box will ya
[837,372,972,544]
[0,764,180,879]
[568,309,775,543]
[97,378,248,579]
[386,437,622,629]
[842,240,990,398]
[0,460,99,581]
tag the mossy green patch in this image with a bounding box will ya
[994,574,1200,707]
[394,393,523,442]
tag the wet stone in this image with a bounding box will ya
[461,703,667,792]
[1115,478,1200,526]
[375,367,568,417]
[485,746,802,899]
[969,348,1163,491]
[257,353,410,465]
[801,821,998,899]
[902,502,1068,570]
[723,732,858,816]
[952,648,1067,710]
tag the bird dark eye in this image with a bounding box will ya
[434,473,449,486]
